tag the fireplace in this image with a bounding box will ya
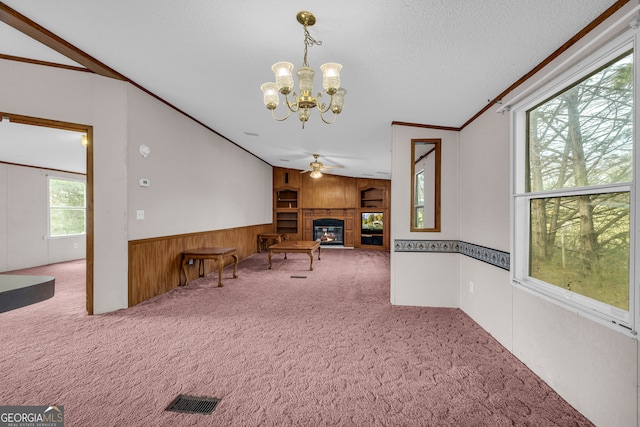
[313,218,344,246]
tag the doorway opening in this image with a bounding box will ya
[0,112,94,314]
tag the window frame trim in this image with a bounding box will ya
[510,29,637,335]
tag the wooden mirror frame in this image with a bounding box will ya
[410,138,441,232]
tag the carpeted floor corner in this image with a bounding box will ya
[0,250,594,426]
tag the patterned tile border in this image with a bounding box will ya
[394,240,459,253]
[394,240,510,271]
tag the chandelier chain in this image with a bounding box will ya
[302,24,322,67]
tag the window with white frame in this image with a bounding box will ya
[512,33,634,330]
[49,177,86,237]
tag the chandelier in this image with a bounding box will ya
[261,11,346,129]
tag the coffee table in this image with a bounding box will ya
[268,240,321,271]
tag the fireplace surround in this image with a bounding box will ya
[302,208,356,247]
[313,218,344,246]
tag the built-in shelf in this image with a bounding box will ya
[360,188,384,208]
[276,211,299,234]
[276,189,298,209]
[361,234,384,246]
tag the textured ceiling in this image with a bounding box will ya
[0,0,619,177]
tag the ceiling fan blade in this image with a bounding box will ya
[300,168,312,174]
[320,164,344,170]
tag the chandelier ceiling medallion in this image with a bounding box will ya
[261,11,346,129]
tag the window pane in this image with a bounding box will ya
[415,171,424,204]
[529,191,629,310]
[50,178,86,208]
[414,207,424,228]
[50,208,86,236]
[49,178,86,237]
[527,52,633,192]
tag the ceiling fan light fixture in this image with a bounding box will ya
[260,11,346,129]
[310,170,322,179]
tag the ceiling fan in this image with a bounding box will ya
[301,154,343,178]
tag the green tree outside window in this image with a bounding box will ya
[49,178,86,237]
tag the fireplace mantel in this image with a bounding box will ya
[303,209,356,247]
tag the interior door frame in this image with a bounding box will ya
[0,112,94,314]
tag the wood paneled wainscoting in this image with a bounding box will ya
[128,223,273,306]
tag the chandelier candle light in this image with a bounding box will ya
[261,11,346,128]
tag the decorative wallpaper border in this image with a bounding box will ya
[394,240,510,271]
[394,240,459,253]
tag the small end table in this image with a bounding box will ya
[180,247,238,287]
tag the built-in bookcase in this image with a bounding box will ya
[360,188,384,208]
[275,211,299,234]
[276,189,298,209]
[272,167,390,247]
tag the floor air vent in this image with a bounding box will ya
[290,275,307,279]
[166,395,221,415]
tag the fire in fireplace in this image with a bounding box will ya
[313,218,344,246]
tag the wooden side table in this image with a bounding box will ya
[257,233,286,252]
[180,247,238,287]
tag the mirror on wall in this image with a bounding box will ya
[411,139,441,232]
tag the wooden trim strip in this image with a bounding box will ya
[0,160,86,176]
[0,111,91,132]
[392,1,632,132]
[0,3,125,80]
[0,53,91,73]
[460,0,631,130]
[391,121,461,132]
[128,223,273,245]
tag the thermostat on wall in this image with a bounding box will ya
[139,178,151,187]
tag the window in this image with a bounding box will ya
[414,170,424,228]
[49,177,86,237]
[512,36,634,329]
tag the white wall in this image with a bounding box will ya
[391,126,459,307]
[457,3,639,427]
[0,164,86,271]
[0,59,272,314]
[391,3,640,426]
[457,100,513,350]
[125,85,272,240]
